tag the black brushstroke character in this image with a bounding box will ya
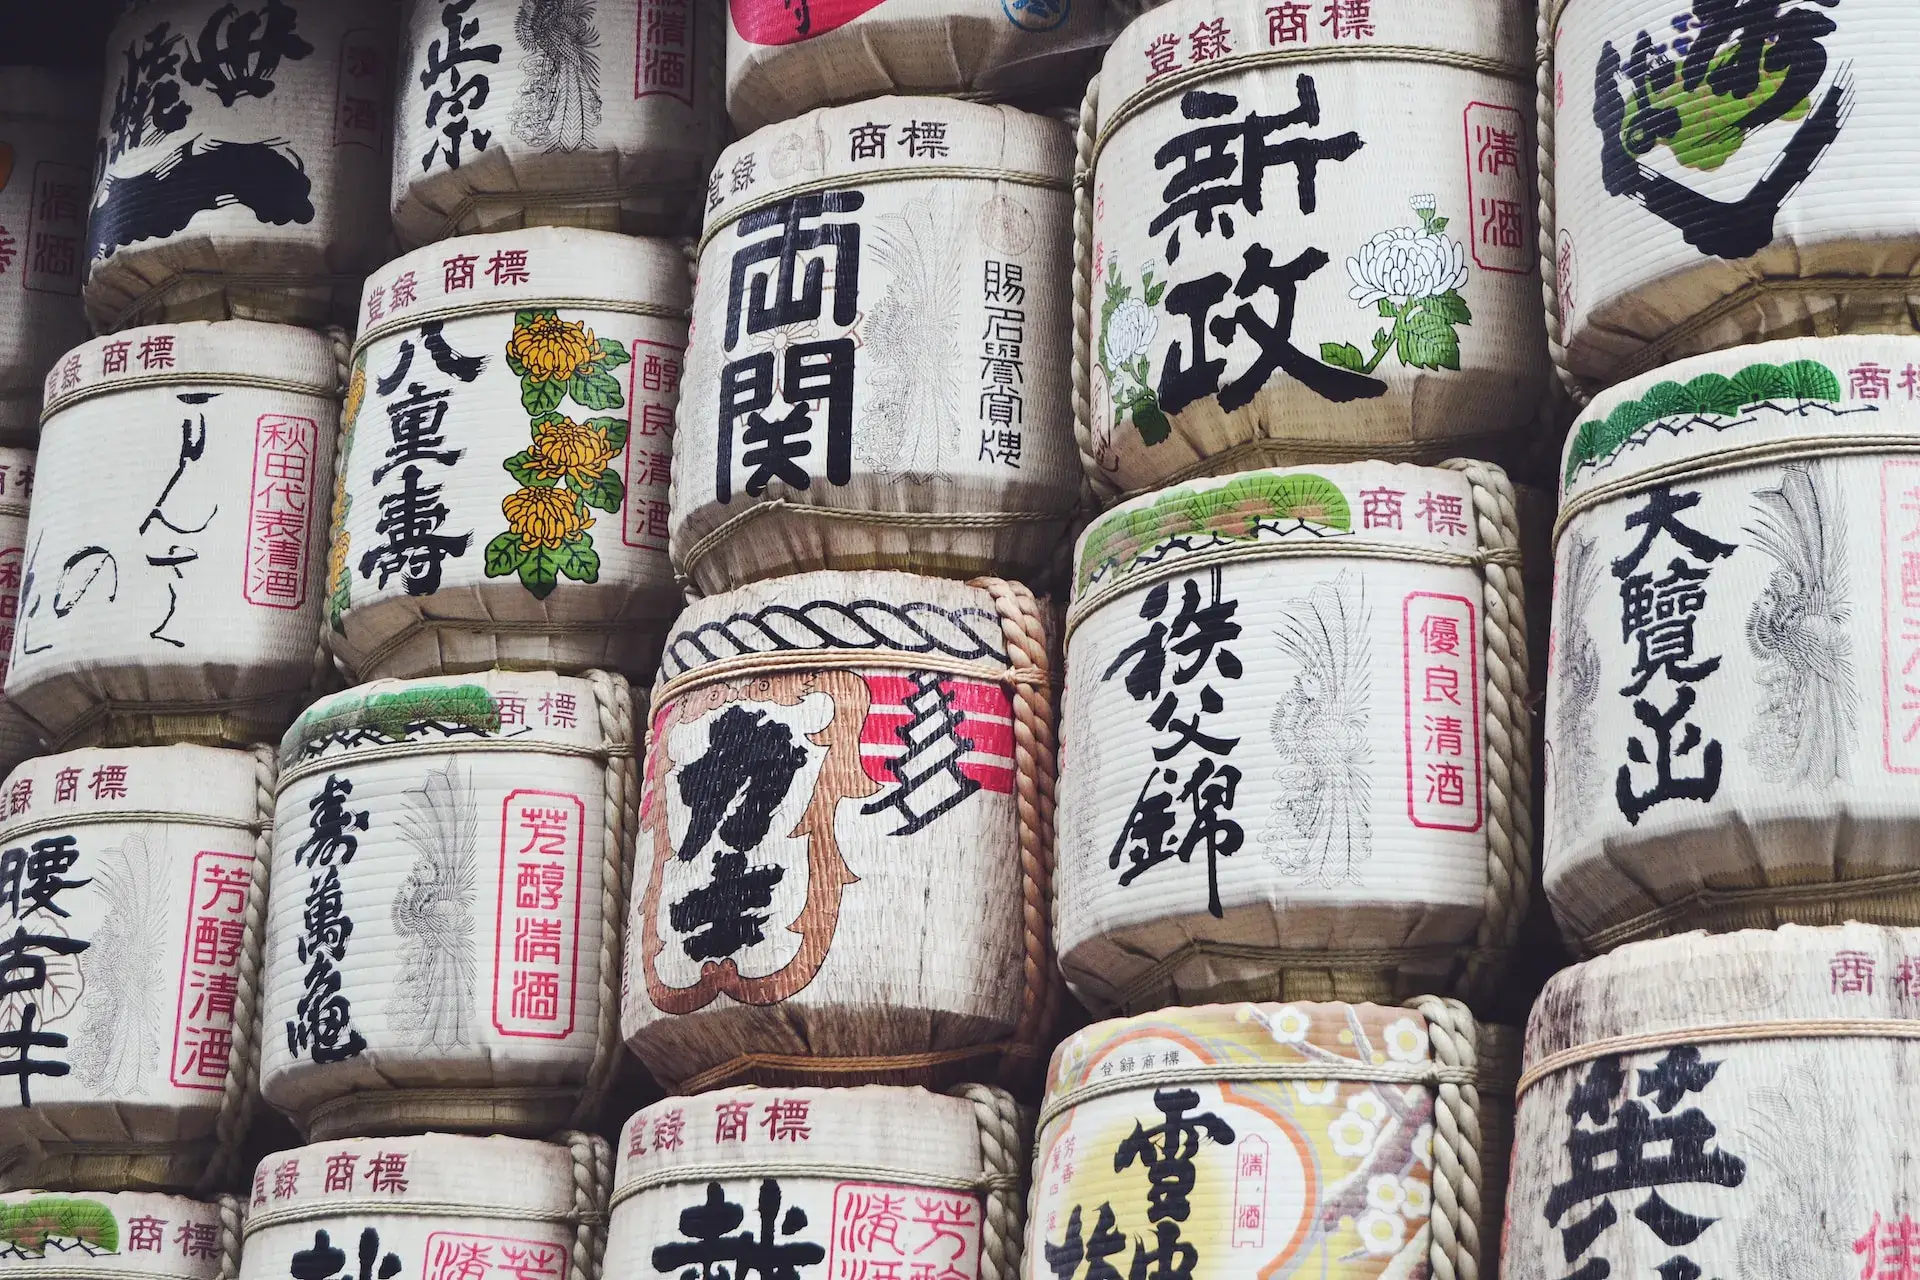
[89,138,317,260]
[358,466,472,597]
[106,24,191,162]
[420,0,504,171]
[859,673,981,836]
[291,1229,403,1280]
[1045,1204,1128,1280]
[182,0,314,107]
[0,837,91,921]
[651,1180,825,1280]
[0,926,90,1106]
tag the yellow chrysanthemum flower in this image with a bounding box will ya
[509,314,598,384]
[503,486,593,550]
[341,364,367,430]
[527,415,615,487]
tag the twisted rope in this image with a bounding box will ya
[1408,996,1484,1280]
[215,1194,245,1280]
[573,671,637,1127]
[1072,77,1114,511]
[949,1085,1029,1280]
[312,326,354,697]
[1536,0,1584,406]
[558,1130,613,1280]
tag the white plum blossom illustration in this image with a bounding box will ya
[1329,1110,1378,1156]
[1292,1078,1341,1106]
[1412,1122,1434,1168]
[1322,195,1475,375]
[1403,1179,1432,1218]
[1383,1016,1430,1063]
[1355,1209,1406,1255]
[1347,1090,1389,1125]
[1264,1004,1313,1043]
[1367,1174,1408,1213]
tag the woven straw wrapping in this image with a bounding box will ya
[1056,460,1531,1013]
[259,669,635,1140]
[1027,999,1514,1280]
[671,97,1079,597]
[621,568,1059,1092]
[1505,923,1920,1280]
[1545,0,1920,397]
[0,71,94,445]
[11,322,338,751]
[329,227,688,685]
[0,450,39,779]
[390,0,724,247]
[610,1086,1029,1280]
[1073,0,1545,510]
[0,1190,233,1280]
[725,0,1107,132]
[1545,334,1920,955]
[240,1133,612,1280]
[84,0,396,333]
[0,744,273,1195]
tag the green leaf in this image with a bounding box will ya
[484,531,525,578]
[504,346,527,378]
[594,337,631,371]
[1133,396,1172,446]
[1400,310,1462,371]
[1320,342,1368,372]
[588,415,629,452]
[1423,289,1473,325]
[522,378,565,416]
[1377,298,1398,318]
[1145,281,1166,306]
[557,536,601,584]
[514,308,557,326]
[569,371,625,412]
[504,451,556,488]
[1428,216,1449,232]
[1781,358,1842,402]
[518,546,561,599]
[571,467,625,512]
[1132,355,1150,387]
[1680,372,1744,418]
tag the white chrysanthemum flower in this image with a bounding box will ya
[1347,227,1469,308]
[1347,1091,1388,1125]
[1266,1005,1312,1044]
[1103,297,1158,370]
[1403,1179,1432,1218]
[1413,1122,1434,1168]
[1367,1175,1407,1213]
[1356,1209,1406,1255]
[1383,1017,1430,1063]
[1410,193,1436,213]
[1329,1112,1378,1157]
[1292,1079,1341,1106]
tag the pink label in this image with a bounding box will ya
[828,1183,984,1280]
[23,161,86,296]
[244,414,318,609]
[1402,591,1483,832]
[858,675,1016,795]
[334,29,388,150]
[492,791,586,1039]
[422,1232,567,1280]
[1881,460,1920,772]
[623,338,682,550]
[637,0,696,105]
[0,545,20,684]
[171,850,253,1090]
[1231,1135,1269,1248]
[1462,102,1530,275]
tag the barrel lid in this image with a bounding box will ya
[1558,335,1920,514]
[700,97,1073,244]
[353,227,693,354]
[0,1191,222,1277]
[244,1134,579,1228]
[1524,924,1920,1076]
[615,1087,986,1198]
[280,670,605,777]
[1095,0,1530,146]
[0,67,102,125]
[0,744,261,839]
[40,321,338,421]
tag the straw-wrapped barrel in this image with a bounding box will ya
[1504,923,1920,1280]
[1026,999,1513,1280]
[1078,0,1546,505]
[673,97,1079,596]
[726,0,1105,132]
[1548,0,1920,392]
[239,1134,610,1280]
[329,227,688,683]
[609,1086,1029,1280]
[0,1191,234,1276]
[1057,462,1531,1011]
[260,669,634,1139]
[1546,335,1920,954]
[84,0,396,332]
[621,569,1058,1092]
[391,0,725,246]
[0,72,92,444]
[10,322,338,749]
[0,746,270,1194]
[0,452,36,780]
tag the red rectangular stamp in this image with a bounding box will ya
[422,1232,568,1280]
[492,790,586,1039]
[23,161,86,297]
[1462,102,1530,275]
[171,850,253,1090]
[1402,591,1484,832]
[244,414,318,609]
[1879,459,1920,772]
[635,0,696,106]
[828,1183,983,1280]
[334,28,387,150]
[624,337,682,551]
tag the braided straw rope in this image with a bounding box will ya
[1072,77,1112,511]
[575,671,638,1126]
[1536,0,1584,407]
[1406,996,1484,1280]
[216,1193,245,1280]
[948,1085,1030,1280]
[556,1130,614,1280]
[312,325,353,696]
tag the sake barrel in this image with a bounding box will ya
[727,0,1108,132]
[0,745,269,1193]
[0,453,38,781]
[260,669,634,1139]
[674,97,1078,596]
[239,1134,607,1280]
[1550,0,1920,391]
[608,1086,1028,1280]
[1543,335,1920,954]
[84,0,397,331]
[330,228,688,684]
[1079,0,1546,504]
[0,1192,233,1273]
[11,322,338,750]
[1057,461,1532,1012]
[1027,999,1513,1280]
[1503,922,1920,1280]
[620,569,1058,1092]
[391,0,725,246]
[0,71,94,443]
